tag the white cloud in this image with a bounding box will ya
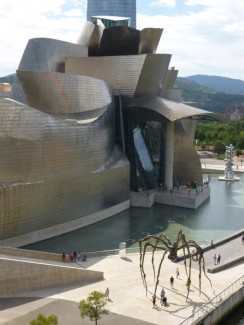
[137,0,244,79]
[0,0,244,80]
[0,0,86,76]
[151,0,176,7]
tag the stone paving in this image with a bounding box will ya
[0,232,243,325]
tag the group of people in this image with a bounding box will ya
[213,253,221,265]
[160,287,167,306]
[62,250,88,262]
[152,267,193,308]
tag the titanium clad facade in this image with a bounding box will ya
[87,0,137,28]
[0,18,218,244]
[0,98,129,240]
[12,38,88,104]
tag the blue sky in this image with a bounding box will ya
[0,0,244,80]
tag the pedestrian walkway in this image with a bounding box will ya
[0,232,243,325]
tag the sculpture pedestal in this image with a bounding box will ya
[218,176,240,182]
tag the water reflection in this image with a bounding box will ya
[23,174,244,253]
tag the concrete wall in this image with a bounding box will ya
[0,246,64,262]
[130,187,210,209]
[0,257,103,295]
[196,285,244,325]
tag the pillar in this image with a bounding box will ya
[164,121,174,190]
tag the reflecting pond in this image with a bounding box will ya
[23,174,244,253]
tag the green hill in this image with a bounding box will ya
[175,77,244,113]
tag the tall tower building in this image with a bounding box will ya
[87,0,136,28]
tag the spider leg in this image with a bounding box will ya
[140,241,154,293]
[187,241,212,293]
[152,235,171,280]
[139,235,171,297]
[201,254,212,288]
[182,246,188,277]
[181,235,192,301]
[153,250,168,298]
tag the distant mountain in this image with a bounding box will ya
[174,77,244,113]
[185,75,244,95]
[0,74,15,84]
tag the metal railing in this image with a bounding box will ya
[179,275,244,325]
[86,239,210,259]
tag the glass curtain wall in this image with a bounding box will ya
[123,112,166,191]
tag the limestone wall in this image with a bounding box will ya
[0,257,103,294]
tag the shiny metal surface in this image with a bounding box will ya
[66,54,171,107]
[0,83,12,92]
[88,25,104,56]
[139,28,163,54]
[162,68,179,90]
[0,97,129,239]
[0,17,218,242]
[66,55,146,107]
[12,38,88,104]
[134,54,171,98]
[129,96,218,122]
[174,121,203,185]
[17,71,111,116]
[76,21,96,46]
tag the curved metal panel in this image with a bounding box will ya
[65,55,147,107]
[139,28,163,54]
[17,71,112,116]
[66,54,172,108]
[77,21,96,46]
[88,25,104,56]
[12,38,88,104]
[162,68,178,90]
[129,96,221,122]
[99,26,140,56]
[19,38,88,72]
[174,121,203,185]
[134,54,171,98]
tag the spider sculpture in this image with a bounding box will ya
[139,229,212,301]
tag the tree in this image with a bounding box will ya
[236,148,242,159]
[29,313,58,325]
[79,291,109,325]
[213,140,226,158]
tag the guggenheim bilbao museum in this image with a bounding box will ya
[0,13,218,246]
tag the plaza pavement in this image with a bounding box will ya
[0,158,243,325]
[0,232,243,325]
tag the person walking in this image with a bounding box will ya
[217,254,221,264]
[160,287,165,298]
[105,287,110,300]
[213,254,217,265]
[62,252,66,263]
[170,276,174,288]
[176,268,180,278]
[162,295,167,306]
